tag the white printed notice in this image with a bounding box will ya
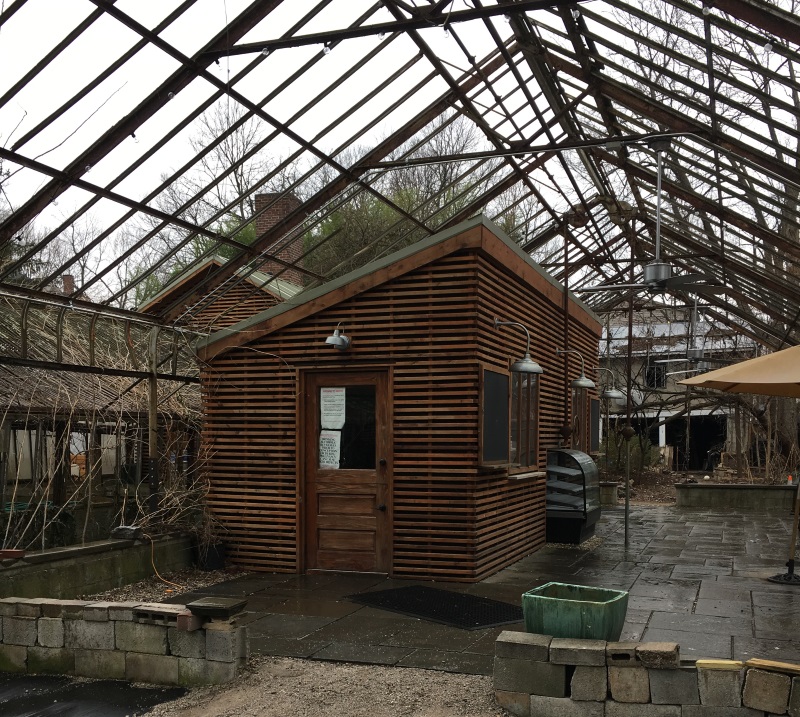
[320,387,346,430]
[319,430,341,469]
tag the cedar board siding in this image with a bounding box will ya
[201,245,601,581]
[187,282,280,332]
[473,254,601,577]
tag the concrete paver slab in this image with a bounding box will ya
[694,599,753,619]
[647,611,754,638]
[735,636,800,662]
[247,614,339,639]
[310,642,414,665]
[640,628,732,660]
[186,506,800,675]
[397,648,494,675]
[247,635,333,658]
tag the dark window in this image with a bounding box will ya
[482,369,509,464]
[318,385,375,470]
[645,362,666,389]
[482,367,540,470]
[571,386,589,451]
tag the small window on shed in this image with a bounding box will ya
[510,371,540,470]
[571,385,596,453]
[481,369,509,464]
[481,366,540,471]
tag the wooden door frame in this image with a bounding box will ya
[296,366,393,574]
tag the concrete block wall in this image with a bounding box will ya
[494,631,800,716]
[0,536,192,599]
[0,597,248,686]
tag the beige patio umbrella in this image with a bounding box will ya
[678,345,800,585]
[678,344,800,398]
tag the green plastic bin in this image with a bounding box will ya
[522,582,628,641]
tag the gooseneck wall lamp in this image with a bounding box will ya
[324,322,350,350]
[593,367,625,402]
[493,318,543,374]
[555,348,596,389]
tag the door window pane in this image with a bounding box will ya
[319,385,376,469]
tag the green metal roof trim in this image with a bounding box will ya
[196,214,600,353]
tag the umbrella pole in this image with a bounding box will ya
[768,481,800,585]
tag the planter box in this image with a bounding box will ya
[599,482,619,507]
[675,483,796,511]
[0,549,26,560]
[522,582,628,641]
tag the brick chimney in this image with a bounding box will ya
[254,193,304,286]
[62,274,75,296]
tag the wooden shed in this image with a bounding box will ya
[197,216,601,582]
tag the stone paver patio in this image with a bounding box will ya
[170,505,800,676]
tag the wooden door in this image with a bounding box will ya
[303,371,391,573]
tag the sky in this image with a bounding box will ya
[0,0,510,232]
[0,0,793,315]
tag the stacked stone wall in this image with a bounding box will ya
[0,597,247,686]
[495,631,800,715]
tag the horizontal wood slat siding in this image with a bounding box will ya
[188,284,279,332]
[202,254,482,577]
[472,254,601,578]
[201,236,601,581]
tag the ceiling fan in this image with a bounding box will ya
[578,139,725,296]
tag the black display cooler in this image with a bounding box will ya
[545,448,601,544]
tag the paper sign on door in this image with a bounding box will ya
[319,429,341,469]
[320,387,346,430]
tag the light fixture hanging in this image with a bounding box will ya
[494,318,543,374]
[594,367,625,401]
[324,323,350,350]
[556,348,596,389]
[580,138,724,296]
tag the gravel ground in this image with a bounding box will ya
[143,656,506,717]
[80,567,244,602]
[84,571,508,717]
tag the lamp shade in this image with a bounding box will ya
[571,373,596,390]
[324,328,350,350]
[511,352,543,374]
[601,387,625,401]
[557,349,595,389]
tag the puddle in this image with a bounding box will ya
[0,673,186,716]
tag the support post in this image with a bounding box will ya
[0,418,9,514]
[623,258,635,549]
[148,327,160,515]
[735,401,744,481]
[53,420,70,506]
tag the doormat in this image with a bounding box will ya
[346,585,523,630]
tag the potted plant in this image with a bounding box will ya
[190,508,227,571]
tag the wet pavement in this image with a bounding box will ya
[0,673,185,716]
[164,504,800,675]
[4,504,797,716]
